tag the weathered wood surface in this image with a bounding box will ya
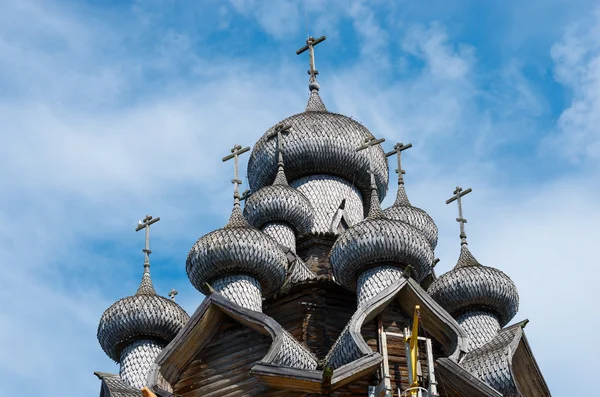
[264,284,356,360]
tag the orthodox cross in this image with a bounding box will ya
[356,136,386,189]
[222,144,250,203]
[168,289,178,302]
[266,123,292,167]
[296,35,326,82]
[446,186,472,245]
[136,215,160,268]
[385,142,412,185]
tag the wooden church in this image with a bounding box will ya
[95,36,551,397]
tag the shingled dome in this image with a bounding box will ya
[244,168,314,235]
[97,269,189,362]
[330,192,434,291]
[186,205,288,296]
[247,93,389,203]
[384,184,438,250]
[427,245,519,327]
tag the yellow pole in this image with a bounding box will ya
[141,387,157,397]
[409,305,420,396]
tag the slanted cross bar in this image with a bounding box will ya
[135,215,160,267]
[356,136,386,189]
[296,35,326,81]
[267,124,292,167]
[385,142,412,185]
[222,144,250,201]
[446,186,472,244]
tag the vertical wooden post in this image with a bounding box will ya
[426,338,438,397]
[377,315,393,397]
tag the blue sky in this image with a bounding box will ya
[1,0,599,395]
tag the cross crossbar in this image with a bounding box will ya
[223,144,251,201]
[446,186,472,244]
[385,142,412,182]
[297,35,326,81]
[135,214,160,267]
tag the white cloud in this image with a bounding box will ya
[549,10,600,162]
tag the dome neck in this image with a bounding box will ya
[306,88,328,112]
[226,202,251,228]
[273,164,289,186]
[455,244,481,269]
[393,184,411,206]
[367,186,385,219]
[136,263,156,295]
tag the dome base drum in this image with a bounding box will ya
[291,175,364,235]
[119,338,165,389]
[456,310,501,351]
[356,265,404,307]
[262,222,296,252]
[212,274,263,312]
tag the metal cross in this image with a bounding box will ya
[356,136,386,189]
[168,289,178,302]
[222,144,250,202]
[135,215,160,268]
[266,123,292,167]
[446,186,472,245]
[385,142,412,185]
[296,35,326,82]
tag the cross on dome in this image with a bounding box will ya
[446,186,472,245]
[267,123,292,168]
[356,136,386,217]
[135,214,160,295]
[222,144,250,205]
[136,215,160,268]
[168,289,178,301]
[356,136,386,190]
[297,35,326,90]
[385,142,412,185]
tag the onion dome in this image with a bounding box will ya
[247,42,388,203]
[383,143,438,249]
[97,262,189,362]
[187,199,288,297]
[243,136,314,235]
[330,138,434,291]
[427,244,519,327]
[427,187,519,327]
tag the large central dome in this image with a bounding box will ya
[247,92,389,202]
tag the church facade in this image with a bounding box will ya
[95,36,551,397]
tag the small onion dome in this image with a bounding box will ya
[330,190,434,291]
[97,268,189,362]
[244,167,314,234]
[247,91,389,202]
[427,245,519,327]
[186,204,288,296]
[384,184,438,249]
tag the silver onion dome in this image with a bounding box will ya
[247,91,389,203]
[330,190,434,291]
[97,268,190,362]
[384,184,438,250]
[244,167,314,235]
[427,245,519,327]
[186,205,288,296]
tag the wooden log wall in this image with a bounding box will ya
[264,285,356,360]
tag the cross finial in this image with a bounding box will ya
[356,136,386,217]
[222,144,251,205]
[446,186,473,245]
[385,142,413,185]
[297,35,326,90]
[356,136,386,189]
[267,124,292,169]
[136,215,160,268]
[168,289,178,301]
